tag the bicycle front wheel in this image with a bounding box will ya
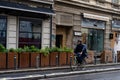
[70,56,78,71]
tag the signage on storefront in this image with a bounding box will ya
[74,31,82,36]
[83,13,109,21]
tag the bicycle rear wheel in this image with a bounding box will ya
[79,59,86,70]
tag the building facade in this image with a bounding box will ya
[0,0,54,49]
[54,0,120,56]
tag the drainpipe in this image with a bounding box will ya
[50,15,52,48]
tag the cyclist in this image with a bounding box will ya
[74,40,87,64]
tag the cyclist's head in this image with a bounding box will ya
[77,40,82,44]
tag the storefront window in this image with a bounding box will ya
[81,28,104,53]
[112,19,120,28]
[0,16,7,47]
[19,18,42,48]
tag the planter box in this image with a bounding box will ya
[86,51,94,64]
[40,53,49,67]
[18,52,30,68]
[66,53,73,65]
[117,51,120,62]
[100,50,113,63]
[7,52,18,69]
[49,52,58,66]
[0,53,6,70]
[30,52,40,68]
[59,52,67,66]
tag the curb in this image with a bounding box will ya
[0,63,120,74]
[2,67,120,80]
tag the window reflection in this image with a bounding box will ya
[81,28,104,53]
[0,16,7,47]
[19,18,42,48]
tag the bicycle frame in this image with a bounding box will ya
[70,55,86,71]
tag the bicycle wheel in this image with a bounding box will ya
[70,56,78,71]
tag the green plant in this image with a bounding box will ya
[29,45,39,52]
[16,48,23,53]
[49,47,59,53]
[23,46,30,52]
[40,47,50,56]
[9,48,16,52]
[0,44,6,52]
[63,47,73,53]
[58,47,64,52]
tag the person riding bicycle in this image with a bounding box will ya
[74,40,87,64]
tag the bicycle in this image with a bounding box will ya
[70,55,87,71]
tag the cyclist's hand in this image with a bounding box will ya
[80,52,82,54]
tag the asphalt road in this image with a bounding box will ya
[0,64,120,80]
[41,70,120,80]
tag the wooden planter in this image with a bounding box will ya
[66,53,74,65]
[49,52,58,66]
[7,52,18,69]
[40,53,49,67]
[59,52,67,66]
[18,52,30,68]
[117,51,120,62]
[86,51,94,64]
[100,50,113,63]
[30,52,40,68]
[0,53,6,70]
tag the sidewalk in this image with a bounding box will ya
[0,63,120,80]
[0,63,120,74]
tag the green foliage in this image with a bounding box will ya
[0,44,6,52]
[29,45,39,52]
[63,47,73,53]
[16,48,23,53]
[9,48,16,52]
[57,47,64,52]
[40,47,50,56]
[49,47,59,53]
[23,46,30,52]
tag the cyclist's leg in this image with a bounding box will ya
[81,58,87,70]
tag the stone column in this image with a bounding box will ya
[7,16,17,49]
[42,20,50,48]
[104,20,111,50]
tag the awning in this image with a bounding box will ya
[0,1,54,15]
[83,13,109,21]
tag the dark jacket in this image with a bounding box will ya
[74,44,84,54]
[74,44,87,57]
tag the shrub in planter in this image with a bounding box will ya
[29,45,40,68]
[49,47,59,66]
[0,44,6,69]
[58,47,67,66]
[63,47,74,65]
[40,47,50,67]
[17,46,30,68]
[7,48,18,69]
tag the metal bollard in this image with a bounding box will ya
[106,56,108,64]
[56,55,58,66]
[70,56,72,66]
[14,55,17,70]
[94,56,97,65]
[36,56,40,68]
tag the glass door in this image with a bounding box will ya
[88,29,104,53]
